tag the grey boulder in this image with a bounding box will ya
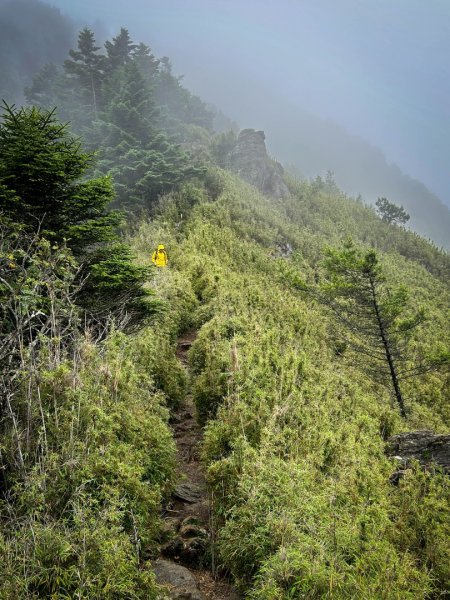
[153,559,204,600]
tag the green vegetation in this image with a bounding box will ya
[26,27,209,212]
[376,196,410,225]
[0,321,189,597]
[0,22,449,600]
[0,214,190,597]
[145,172,448,598]
[0,101,188,597]
[0,103,156,328]
[321,240,442,419]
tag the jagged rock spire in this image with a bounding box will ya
[226,128,290,199]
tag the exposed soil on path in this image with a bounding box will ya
[154,331,240,600]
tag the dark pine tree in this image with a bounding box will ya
[95,60,203,209]
[64,28,106,120]
[24,63,61,109]
[322,239,433,418]
[375,197,410,225]
[132,43,160,84]
[0,103,158,328]
[105,27,137,71]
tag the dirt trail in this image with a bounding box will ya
[154,331,239,600]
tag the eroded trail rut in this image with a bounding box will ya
[153,332,240,600]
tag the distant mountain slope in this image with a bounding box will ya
[0,0,75,104]
[2,0,447,248]
[262,109,450,249]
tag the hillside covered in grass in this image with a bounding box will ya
[1,22,449,599]
[131,169,450,598]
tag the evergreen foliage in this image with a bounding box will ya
[63,27,106,120]
[95,60,202,209]
[138,172,449,598]
[1,142,449,598]
[104,27,137,71]
[24,64,61,109]
[376,196,410,225]
[321,240,437,418]
[1,22,449,599]
[25,27,212,211]
[210,130,238,167]
[0,103,156,326]
[0,223,190,598]
[0,325,180,599]
[154,57,214,134]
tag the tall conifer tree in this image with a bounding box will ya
[322,240,430,417]
[64,28,106,119]
[0,103,157,327]
[105,27,137,71]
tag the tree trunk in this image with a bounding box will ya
[369,277,407,418]
[91,71,97,119]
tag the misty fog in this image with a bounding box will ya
[45,0,450,207]
[1,0,449,245]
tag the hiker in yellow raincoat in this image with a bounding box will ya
[152,244,168,267]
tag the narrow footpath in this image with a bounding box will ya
[153,332,240,600]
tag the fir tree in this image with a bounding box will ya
[103,60,157,147]
[105,27,137,71]
[322,239,431,418]
[64,28,106,119]
[0,103,157,327]
[96,61,203,209]
[132,43,160,84]
[24,63,61,108]
[154,57,214,133]
[375,196,410,225]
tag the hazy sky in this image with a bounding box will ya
[51,0,450,206]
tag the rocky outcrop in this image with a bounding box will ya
[226,129,290,199]
[161,515,208,566]
[273,241,293,258]
[173,482,204,504]
[153,559,204,600]
[387,430,450,475]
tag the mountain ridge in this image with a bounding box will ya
[0,0,448,248]
[251,105,450,249]
[1,16,449,598]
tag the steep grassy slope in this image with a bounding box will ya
[2,163,447,598]
[265,109,450,249]
[0,277,191,598]
[4,21,448,597]
[133,170,450,598]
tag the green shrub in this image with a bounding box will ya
[163,173,449,598]
[0,328,176,598]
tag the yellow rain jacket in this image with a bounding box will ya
[152,244,168,267]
